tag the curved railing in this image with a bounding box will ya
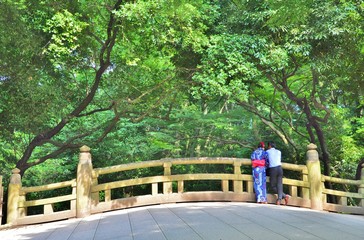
[90,158,311,214]
[0,176,3,225]
[2,144,364,227]
[322,175,364,214]
[90,158,364,214]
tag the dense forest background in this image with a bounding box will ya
[1,0,364,192]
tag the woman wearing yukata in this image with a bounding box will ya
[250,142,268,204]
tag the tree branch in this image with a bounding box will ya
[77,101,115,117]
[16,1,123,175]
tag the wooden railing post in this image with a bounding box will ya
[0,175,3,225]
[301,168,310,200]
[306,143,323,211]
[163,162,172,194]
[76,146,93,218]
[233,161,242,193]
[91,174,99,206]
[7,168,22,224]
[359,163,364,207]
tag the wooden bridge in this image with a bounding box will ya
[1,143,364,228]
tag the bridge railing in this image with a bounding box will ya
[5,168,76,226]
[88,158,311,214]
[3,144,364,227]
[0,175,3,225]
[322,175,364,214]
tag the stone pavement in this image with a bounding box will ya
[0,202,364,240]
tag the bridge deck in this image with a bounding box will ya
[0,202,363,240]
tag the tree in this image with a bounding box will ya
[0,0,216,176]
[193,0,364,178]
[2,0,363,183]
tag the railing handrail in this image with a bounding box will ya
[322,175,362,186]
[20,179,76,194]
[0,175,3,226]
[93,157,253,176]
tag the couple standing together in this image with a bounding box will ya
[251,141,290,205]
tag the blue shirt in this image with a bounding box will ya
[266,147,281,168]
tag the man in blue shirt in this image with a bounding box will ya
[266,141,290,205]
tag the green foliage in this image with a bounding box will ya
[42,10,88,65]
[193,34,262,101]
[266,0,314,26]
[113,0,213,53]
[1,0,364,204]
[22,157,77,187]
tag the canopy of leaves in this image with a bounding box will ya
[0,0,364,188]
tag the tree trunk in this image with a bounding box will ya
[355,159,364,180]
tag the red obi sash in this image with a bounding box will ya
[252,159,266,168]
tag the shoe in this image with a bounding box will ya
[284,195,290,205]
[276,200,281,205]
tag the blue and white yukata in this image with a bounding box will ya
[251,147,268,203]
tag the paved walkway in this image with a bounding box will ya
[0,202,364,240]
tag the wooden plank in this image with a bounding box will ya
[324,203,364,215]
[21,179,76,194]
[93,158,256,176]
[323,189,364,198]
[92,174,251,192]
[323,176,362,185]
[0,175,3,225]
[91,192,256,214]
[16,210,76,226]
[18,194,76,207]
